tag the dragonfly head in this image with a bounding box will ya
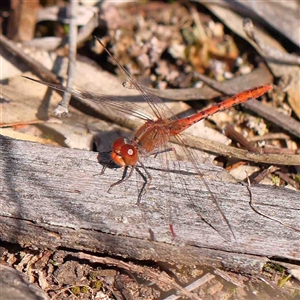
[111,137,138,167]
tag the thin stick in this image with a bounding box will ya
[177,134,300,166]
[245,173,300,233]
[0,34,59,82]
[243,18,300,66]
[224,124,260,154]
[163,273,215,300]
[54,0,78,118]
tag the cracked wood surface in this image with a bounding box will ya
[0,135,299,274]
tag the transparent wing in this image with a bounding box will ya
[23,76,154,122]
[172,133,235,241]
[95,37,177,121]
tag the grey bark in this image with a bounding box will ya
[0,135,299,275]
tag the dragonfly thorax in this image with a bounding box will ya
[134,119,173,153]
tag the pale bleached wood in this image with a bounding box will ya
[0,135,299,275]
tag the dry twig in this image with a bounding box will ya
[0,34,59,82]
[177,134,300,166]
[243,18,300,66]
[54,0,78,118]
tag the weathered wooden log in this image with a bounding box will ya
[0,135,299,275]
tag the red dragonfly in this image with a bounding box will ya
[23,38,272,239]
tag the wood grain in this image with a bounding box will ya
[0,135,299,274]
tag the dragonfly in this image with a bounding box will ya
[23,37,272,240]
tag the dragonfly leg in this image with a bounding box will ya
[97,151,121,177]
[100,164,107,175]
[152,147,175,158]
[94,159,118,177]
[108,166,134,193]
[136,161,152,205]
[92,164,108,178]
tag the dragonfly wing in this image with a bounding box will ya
[171,133,236,241]
[94,38,178,121]
[23,76,154,121]
[123,81,178,121]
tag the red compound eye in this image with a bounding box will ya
[120,144,138,165]
[111,138,138,166]
[112,137,125,154]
